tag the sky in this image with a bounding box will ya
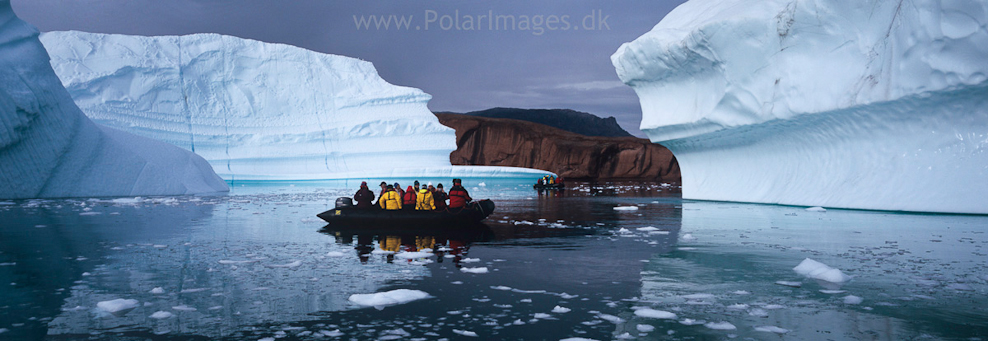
[11,0,685,138]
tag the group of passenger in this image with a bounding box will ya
[536,175,563,186]
[352,179,472,211]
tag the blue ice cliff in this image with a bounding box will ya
[0,1,228,199]
[612,0,988,214]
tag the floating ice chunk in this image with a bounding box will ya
[613,206,639,211]
[634,308,677,319]
[805,207,826,212]
[617,228,632,234]
[597,313,625,324]
[680,233,696,242]
[775,281,802,288]
[637,226,659,231]
[748,308,769,317]
[460,258,481,263]
[453,329,478,337]
[96,299,139,315]
[478,182,486,187]
[348,289,430,308]
[180,288,207,293]
[754,326,789,334]
[820,290,846,294]
[395,252,432,260]
[679,318,705,325]
[325,251,346,257]
[150,287,165,294]
[149,311,173,319]
[321,329,344,337]
[793,258,850,283]
[704,321,736,330]
[371,249,395,255]
[460,267,489,274]
[726,304,749,310]
[637,324,655,332]
[533,313,552,319]
[172,305,197,311]
[843,295,863,304]
[451,281,463,285]
[491,286,513,290]
[266,260,302,268]
[79,212,102,216]
[615,332,635,339]
[732,290,750,295]
[551,306,571,313]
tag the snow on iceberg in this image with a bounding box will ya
[612,0,988,214]
[0,2,227,199]
[40,31,548,181]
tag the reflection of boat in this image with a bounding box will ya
[319,222,495,243]
[533,183,565,190]
[317,198,496,227]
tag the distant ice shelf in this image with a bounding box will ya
[0,1,228,199]
[39,31,542,181]
[612,0,988,214]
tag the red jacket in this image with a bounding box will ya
[402,186,417,205]
[448,185,471,209]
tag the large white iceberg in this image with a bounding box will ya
[612,0,988,214]
[39,31,487,181]
[0,1,227,199]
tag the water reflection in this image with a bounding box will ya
[320,223,494,267]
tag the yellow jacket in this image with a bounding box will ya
[379,190,402,210]
[415,189,436,211]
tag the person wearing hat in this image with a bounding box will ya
[353,181,375,209]
[377,181,388,202]
[433,183,448,210]
[402,185,418,210]
[447,178,472,209]
[394,182,405,199]
[416,184,436,211]
[379,184,402,210]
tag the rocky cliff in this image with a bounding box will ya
[435,113,680,181]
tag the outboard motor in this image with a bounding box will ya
[335,197,353,209]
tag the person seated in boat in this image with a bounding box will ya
[379,184,402,210]
[353,181,375,208]
[394,182,404,199]
[448,178,473,209]
[433,183,448,210]
[416,184,436,211]
[377,181,388,199]
[537,177,544,186]
[402,185,417,210]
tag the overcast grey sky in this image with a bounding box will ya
[11,0,684,137]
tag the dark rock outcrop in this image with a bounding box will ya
[437,107,633,137]
[435,113,681,181]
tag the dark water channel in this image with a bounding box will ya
[1,180,986,340]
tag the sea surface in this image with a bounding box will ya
[1,179,986,340]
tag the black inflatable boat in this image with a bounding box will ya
[317,197,496,227]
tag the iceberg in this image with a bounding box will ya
[612,0,988,214]
[40,31,510,181]
[0,1,227,199]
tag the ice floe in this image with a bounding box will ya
[348,289,431,308]
[793,258,850,283]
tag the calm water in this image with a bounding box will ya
[1,179,986,340]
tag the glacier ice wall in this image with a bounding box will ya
[612,0,988,214]
[0,1,228,199]
[40,31,460,181]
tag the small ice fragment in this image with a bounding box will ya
[615,332,635,339]
[775,281,802,288]
[491,286,513,291]
[682,293,714,299]
[451,281,463,285]
[754,325,789,333]
[172,305,197,311]
[371,249,395,255]
[763,304,785,309]
[793,258,850,283]
[460,258,481,263]
[533,313,552,319]
[679,318,705,325]
[321,329,344,337]
[96,299,139,314]
[325,251,346,257]
[597,313,625,324]
[820,290,846,294]
[149,311,173,319]
[680,233,696,242]
[395,252,432,260]
[704,321,736,330]
[153,245,167,248]
[452,329,478,337]
[551,306,571,313]
[218,259,256,265]
[843,295,863,304]
[266,260,302,268]
[613,206,639,211]
[637,324,655,332]
[732,290,750,295]
[348,289,430,308]
[520,298,532,303]
[748,308,768,317]
[634,308,677,319]
[460,267,489,274]
[805,206,826,212]
[637,226,659,231]
[726,304,748,310]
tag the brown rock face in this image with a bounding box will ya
[435,113,681,181]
